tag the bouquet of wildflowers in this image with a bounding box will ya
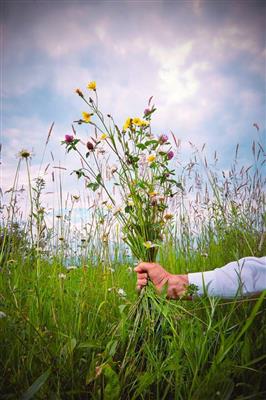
[63,82,182,263]
[62,82,183,393]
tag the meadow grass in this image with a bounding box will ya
[0,140,265,399]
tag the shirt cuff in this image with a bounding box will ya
[188,270,217,296]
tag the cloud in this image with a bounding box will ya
[2,0,265,196]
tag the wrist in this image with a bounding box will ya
[167,274,189,298]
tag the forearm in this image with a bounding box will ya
[188,256,266,298]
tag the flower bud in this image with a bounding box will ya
[167,151,174,160]
[86,141,94,151]
[144,108,151,116]
[65,135,74,143]
[159,134,168,144]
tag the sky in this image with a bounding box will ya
[1,0,265,218]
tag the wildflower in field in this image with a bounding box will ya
[159,134,168,144]
[117,288,126,298]
[100,133,108,140]
[82,112,92,123]
[149,191,158,197]
[132,117,142,126]
[108,267,115,273]
[87,81,96,91]
[107,204,113,210]
[67,265,78,271]
[143,241,157,249]
[58,273,67,279]
[144,108,151,116]
[140,120,149,127]
[65,134,74,143]
[18,149,31,159]
[123,117,132,131]
[147,154,156,163]
[201,252,208,258]
[167,150,174,160]
[164,213,174,221]
[0,311,7,319]
[86,141,94,151]
[75,88,84,97]
[102,234,109,243]
[127,200,134,207]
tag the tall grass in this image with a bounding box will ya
[0,138,265,399]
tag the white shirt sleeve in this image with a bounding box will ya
[188,256,266,298]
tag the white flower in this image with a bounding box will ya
[58,273,67,280]
[0,311,7,319]
[67,266,78,271]
[108,267,115,273]
[117,288,126,298]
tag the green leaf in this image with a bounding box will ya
[71,169,85,179]
[136,143,146,150]
[96,173,102,184]
[145,140,158,146]
[103,365,120,400]
[87,182,100,191]
[21,368,51,400]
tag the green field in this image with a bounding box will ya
[1,135,265,399]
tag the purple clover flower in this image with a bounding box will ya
[167,151,174,160]
[65,135,74,143]
[159,134,168,144]
[144,108,151,116]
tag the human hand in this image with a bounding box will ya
[134,262,189,299]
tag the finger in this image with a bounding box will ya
[136,272,148,279]
[137,278,148,286]
[134,262,153,273]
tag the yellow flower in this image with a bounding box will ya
[100,133,108,140]
[82,112,92,123]
[149,191,158,197]
[164,213,174,221]
[140,120,149,127]
[123,117,132,131]
[143,241,159,249]
[87,81,96,91]
[107,204,112,210]
[132,117,142,126]
[147,154,156,163]
[75,88,84,97]
[127,200,134,207]
[102,234,109,243]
